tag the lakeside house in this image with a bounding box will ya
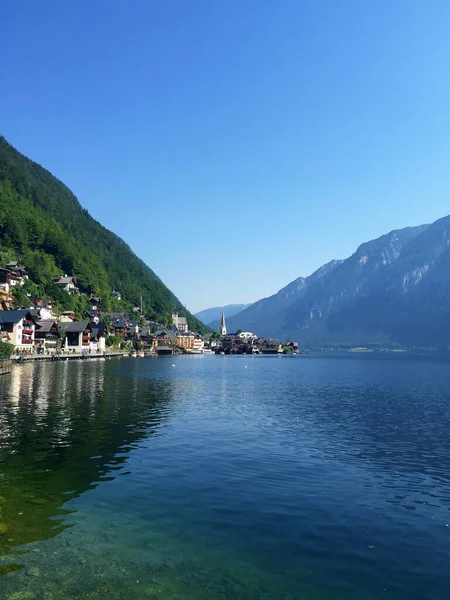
[257,338,283,354]
[34,320,60,353]
[176,333,205,351]
[59,321,91,352]
[176,333,195,350]
[0,310,39,350]
[89,322,107,352]
[154,329,177,345]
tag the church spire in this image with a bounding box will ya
[220,309,227,336]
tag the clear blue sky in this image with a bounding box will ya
[2,1,450,312]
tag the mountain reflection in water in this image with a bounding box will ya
[0,359,172,572]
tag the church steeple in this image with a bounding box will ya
[220,309,227,336]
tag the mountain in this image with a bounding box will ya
[225,217,450,347]
[195,303,252,327]
[0,137,206,331]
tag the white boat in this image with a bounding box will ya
[202,349,213,354]
[138,351,145,358]
[189,350,203,354]
[130,351,137,358]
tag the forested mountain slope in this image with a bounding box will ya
[0,137,205,331]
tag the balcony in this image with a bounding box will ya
[22,328,34,335]
[21,339,33,344]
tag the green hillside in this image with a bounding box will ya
[0,136,206,331]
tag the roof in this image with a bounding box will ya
[29,308,41,319]
[112,319,128,328]
[30,297,52,308]
[0,310,36,325]
[59,321,89,333]
[90,322,106,338]
[127,320,139,327]
[53,276,76,284]
[104,312,127,320]
[177,316,188,325]
[36,320,59,334]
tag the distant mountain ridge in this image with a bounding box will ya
[225,217,450,347]
[195,303,252,327]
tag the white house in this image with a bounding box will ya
[52,275,79,294]
[0,310,38,350]
[59,321,91,353]
[237,331,258,341]
[193,336,205,351]
[89,322,107,352]
[29,297,55,321]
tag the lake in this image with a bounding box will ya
[0,354,450,599]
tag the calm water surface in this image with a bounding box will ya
[0,354,450,599]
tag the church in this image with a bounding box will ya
[220,309,227,336]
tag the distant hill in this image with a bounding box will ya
[225,217,450,348]
[0,137,206,331]
[195,304,252,327]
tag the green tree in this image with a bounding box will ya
[0,341,13,357]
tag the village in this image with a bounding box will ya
[0,261,299,358]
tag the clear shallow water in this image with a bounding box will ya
[0,354,450,599]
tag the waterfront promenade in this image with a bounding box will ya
[10,351,127,363]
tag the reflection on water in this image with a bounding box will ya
[1,355,450,599]
[0,360,173,576]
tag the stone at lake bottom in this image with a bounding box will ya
[8,592,36,600]
[0,522,9,534]
[27,567,41,577]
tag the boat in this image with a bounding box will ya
[189,350,203,354]
[138,351,145,358]
[202,348,213,354]
[130,351,137,358]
